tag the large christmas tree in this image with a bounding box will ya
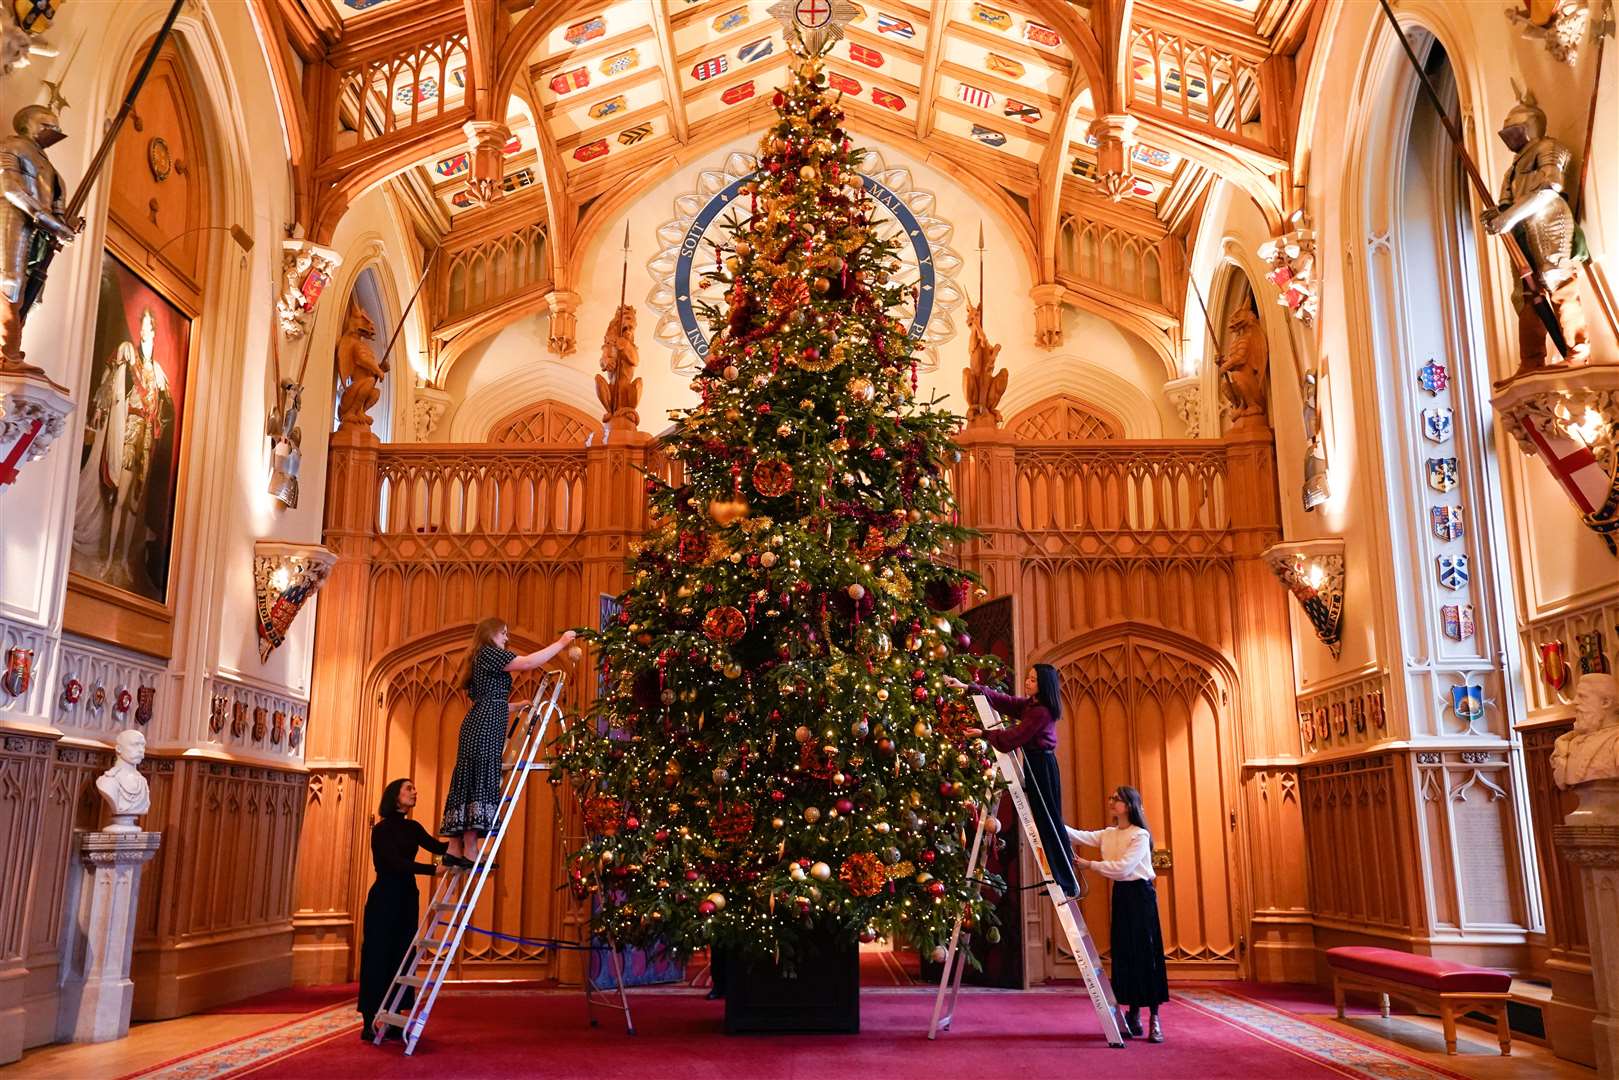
[557,38,1002,966]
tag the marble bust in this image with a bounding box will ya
[1551,673,1619,789]
[95,729,150,832]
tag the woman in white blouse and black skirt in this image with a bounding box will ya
[1068,785,1169,1043]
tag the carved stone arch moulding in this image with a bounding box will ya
[996,355,1165,438]
[1035,621,1242,976]
[488,399,598,446]
[1005,394,1123,441]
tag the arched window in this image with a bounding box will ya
[1360,32,1534,931]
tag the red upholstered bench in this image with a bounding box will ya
[1325,946,1512,1056]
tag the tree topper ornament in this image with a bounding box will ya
[768,0,858,53]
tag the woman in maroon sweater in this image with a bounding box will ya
[945,664,1080,898]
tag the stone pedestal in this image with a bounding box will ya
[56,830,162,1043]
[1554,779,1619,1079]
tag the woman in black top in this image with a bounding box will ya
[439,618,576,863]
[358,778,451,1041]
[945,664,1080,898]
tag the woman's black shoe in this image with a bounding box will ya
[1148,1015,1163,1043]
[1116,1007,1134,1039]
[443,854,476,869]
[1125,1007,1144,1038]
[705,988,722,1000]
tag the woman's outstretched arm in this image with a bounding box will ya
[506,630,578,672]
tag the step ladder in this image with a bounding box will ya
[372,669,568,1054]
[928,692,1125,1047]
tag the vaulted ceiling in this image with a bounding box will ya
[264,0,1316,379]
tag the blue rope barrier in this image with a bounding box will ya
[435,920,596,952]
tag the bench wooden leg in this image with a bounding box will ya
[1380,993,1390,1020]
[1494,1006,1512,1056]
[1439,1003,1457,1055]
[1334,979,1345,1020]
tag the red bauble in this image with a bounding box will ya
[698,900,717,915]
[925,578,971,611]
[912,686,929,701]
[703,605,747,643]
[752,459,794,497]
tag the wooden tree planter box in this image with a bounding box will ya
[722,932,860,1034]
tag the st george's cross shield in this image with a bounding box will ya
[1426,457,1459,492]
[1431,505,1464,542]
[1436,554,1469,590]
[1421,407,1454,443]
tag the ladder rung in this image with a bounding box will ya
[421,938,447,950]
[396,974,426,988]
[376,1010,412,1027]
[433,900,467,912]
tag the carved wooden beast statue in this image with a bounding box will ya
[335,298,386,432]
[1218,307,1269,431]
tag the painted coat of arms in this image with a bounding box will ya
[1421,407,1453,443]
[1426,457,1459,492]
[1417,359,1448,394]
[1430,505,1464,542]
[1436,554,1469,591]
[1441,603,1475,641]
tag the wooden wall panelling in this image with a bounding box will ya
[21,745,110,1049]
[950,410,1295,983]
[1,733,55,1065]
[1299,753,1421,942]
[131,758,305,1020]
[1523,722,1588,960]
[1523,719,1596,1064]
[294,430,379,984]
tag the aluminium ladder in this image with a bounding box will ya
[372,669,568,1055]
[927,692,1125,1047]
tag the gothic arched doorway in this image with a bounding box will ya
[1040,626,1244,981]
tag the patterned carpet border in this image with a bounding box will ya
[120,1004,359,1080]
[118,987,1486,1080]
[1175,988,1473,1080]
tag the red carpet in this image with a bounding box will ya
[216,989,1387,1080]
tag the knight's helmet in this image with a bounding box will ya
[13,105,66,149]
[1499,89,1547,148]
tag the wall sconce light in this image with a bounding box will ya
[1263,538,1346,658]
[1493,366,1618,554]
[253,541,336,662]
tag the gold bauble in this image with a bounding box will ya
[709,497,751,525]
[848,377,875,403]
[760,550,778,568]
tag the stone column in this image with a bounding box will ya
[1554,780,1619,1078]
[56,830,162,1042]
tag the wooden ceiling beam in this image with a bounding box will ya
[648,1,691,146]
[1034,50,1091,283]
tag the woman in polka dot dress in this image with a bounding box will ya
[439,617,576,863]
